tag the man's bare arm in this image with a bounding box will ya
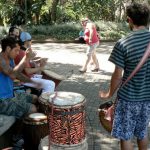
[24,67,44,75]
[14,55,30,73]
[0,59,33,83]
[15,72,32,82]
[0,59,16,79]
[99,66,123,99]
[0,49,34,80]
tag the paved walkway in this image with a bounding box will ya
[32,42,150,150]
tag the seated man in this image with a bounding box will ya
[8,26,21,40]
[15,31,55,93]
[0,37,39,119]
[0,37,44,149]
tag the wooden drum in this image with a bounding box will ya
[23,113,49,150]
[47,91,87,149]
[38,136,88,150]
[38,92,52,115]
[42,70,65,87]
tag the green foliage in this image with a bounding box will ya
[0,26,7,38]
[0,0,149,26]
[25,21,130,41]
[26,23,80,40]
[96,20,129,40]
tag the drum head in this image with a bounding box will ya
[28,113,47,121]
[48,91,85,107]
[39,92,52,103]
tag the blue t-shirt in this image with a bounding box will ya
[109,29,150,101]
[0,59,14,99]
[79,30,84,37]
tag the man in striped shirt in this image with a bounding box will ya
[100,3,150,150]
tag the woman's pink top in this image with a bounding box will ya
[84,25,99,45]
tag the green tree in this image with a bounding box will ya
[0,0,149,25]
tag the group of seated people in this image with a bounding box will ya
[9,26,55,92]
[0,26,56,149]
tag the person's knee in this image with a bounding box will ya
[46,80,55,90]
[28,104,37,114]
[86,52,92,58]
[50,80,55,89]
[32,94,38,103]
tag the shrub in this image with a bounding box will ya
[25,21,129,41]
[26,23,81,40]
[0,21,130,41]
[0,26,8,39]
[96,20,129,40]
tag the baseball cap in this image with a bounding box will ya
[20,32,32,42]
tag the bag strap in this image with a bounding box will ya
[122,42,150,87]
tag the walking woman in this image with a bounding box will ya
[79,18,100,73]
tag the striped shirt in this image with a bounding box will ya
[109,29,150,101]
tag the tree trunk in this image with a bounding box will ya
[50,0,60,23]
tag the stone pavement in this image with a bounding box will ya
[32,42,150,150]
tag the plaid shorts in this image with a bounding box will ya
[0,93,33,119]
[112,99,150,140]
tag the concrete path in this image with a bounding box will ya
[32,42,150,150]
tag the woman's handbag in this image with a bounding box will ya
[99,43,150,133]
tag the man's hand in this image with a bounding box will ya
[31,51,37,59]
[99,66,123,101]
[40,58,48,68]
[25,48,32,59]
[26,48,37,60]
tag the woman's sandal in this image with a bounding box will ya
[79,69,87,73]
[91,68,100,72]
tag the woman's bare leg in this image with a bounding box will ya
[80,54,91,71]
[92,51,99,69]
